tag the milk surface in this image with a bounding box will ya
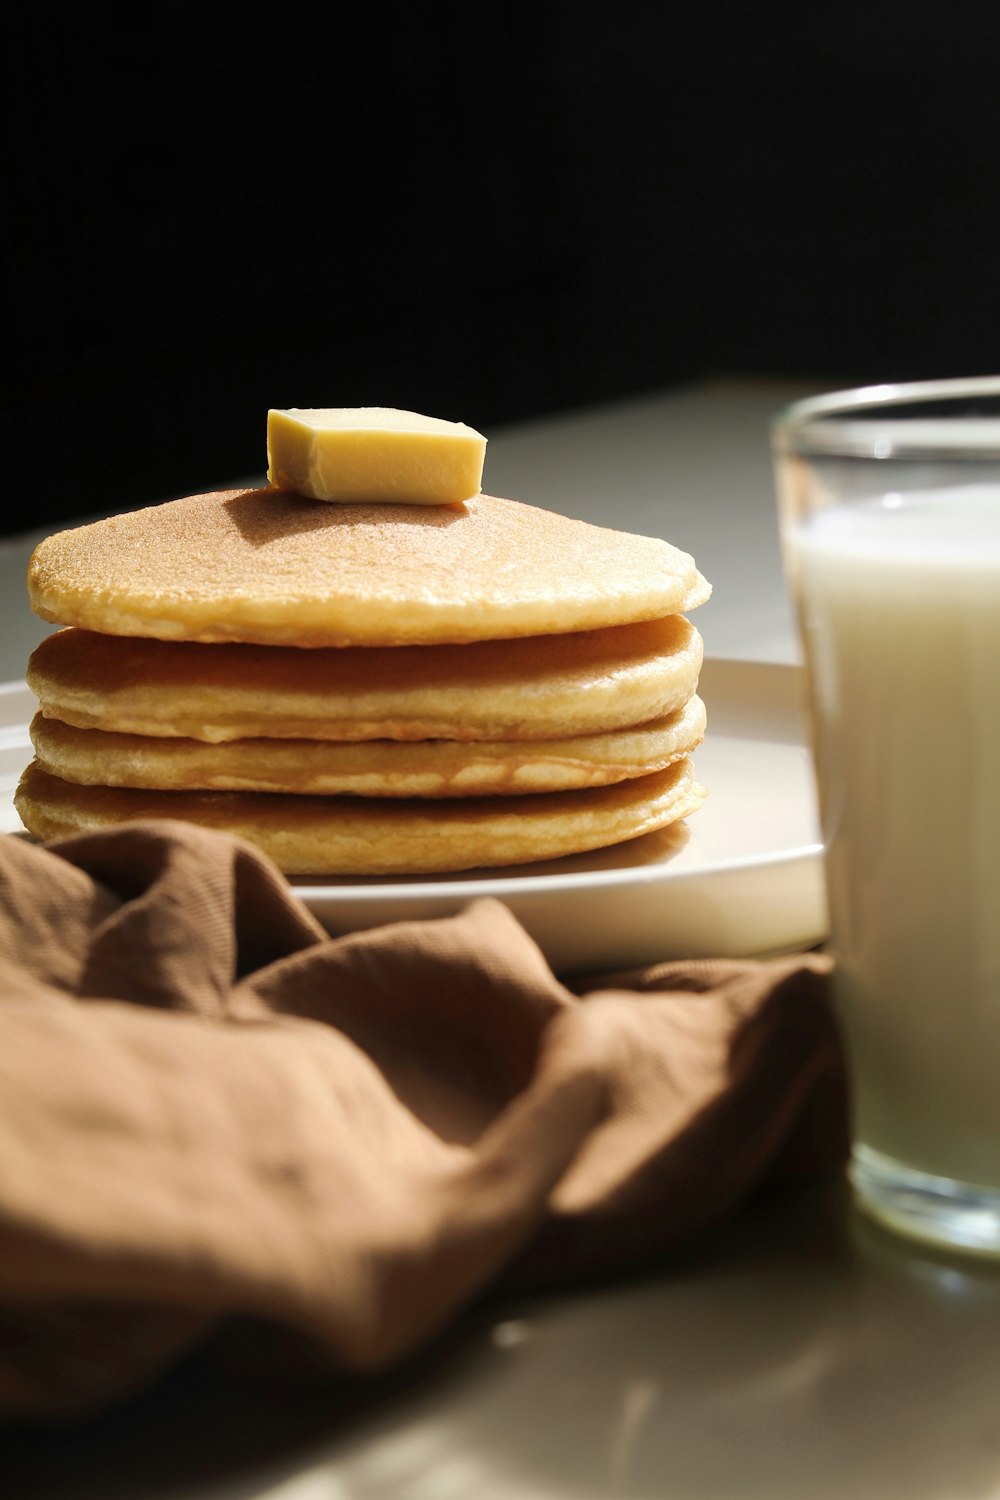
[794,486,1000,1186]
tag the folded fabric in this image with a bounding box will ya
[0,823,846,1419]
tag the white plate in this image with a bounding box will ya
[0,661,826,971]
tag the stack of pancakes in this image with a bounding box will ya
[17,488,710,874]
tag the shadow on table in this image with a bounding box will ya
[5,1177,1000,1500]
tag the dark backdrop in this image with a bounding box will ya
[5,3,1000,533]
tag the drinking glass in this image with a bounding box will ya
[772,376,1000,1254]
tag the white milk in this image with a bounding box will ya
[794,486,1000,1187]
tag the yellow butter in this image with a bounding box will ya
[267,407,487,505]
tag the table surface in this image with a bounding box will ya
[9,381,1000,1500]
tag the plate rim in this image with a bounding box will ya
[291,835,822,905]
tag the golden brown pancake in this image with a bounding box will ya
[29,697,706,797]
[22,481,712,874]
[28,489,711,647]
[15,759,706,875]
[27,616,704,743]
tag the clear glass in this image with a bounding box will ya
[772,376,1000,1255]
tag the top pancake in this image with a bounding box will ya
[28,488,711,647]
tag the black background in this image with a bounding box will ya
[5,2,1000,534]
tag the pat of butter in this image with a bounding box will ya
[267,407,487,505]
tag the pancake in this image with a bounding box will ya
[29,697,706,797]
[27,616,704,743]
[15,759,706,874]
[27,489,711,647]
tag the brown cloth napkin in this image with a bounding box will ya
[0,822,846,1419]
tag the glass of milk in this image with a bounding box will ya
[772,376,1000,1255]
